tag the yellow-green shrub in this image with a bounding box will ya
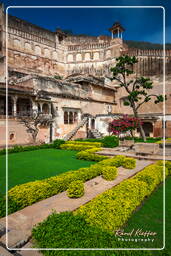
[99,155,136,169]
[122,157,136,169]
[66,141,102,147]
[76,148,108,162]
[67,180,84,198]
[75,179,148,231]
[7,162,103,212]
[101,166,117,181]
[60,144,96,151]
[75,162,169,232]
[156,160,171,175]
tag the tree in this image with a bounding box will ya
[110,55,166,141]
[18,110,53,143]
[109,115,142,138]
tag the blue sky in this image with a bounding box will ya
[2,0,171,43]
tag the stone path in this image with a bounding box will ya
[97,147,171,161]
[0,159,153,252]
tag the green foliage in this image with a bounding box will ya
[101,166,117,181]
[102,136,119,148]
[99,155,126,167]
[67,180,84,198]
[32,212,152,255]
[75,162,169,232]
[124,137,161,143]
[4,157,103,216]
[75,136,119,148]
[54,75,63,80]
[60,141,102,151]
[53,139,65,149]
[75,179,148,232]
[0,143,53,155]
[76,148,108,162]
[122,157,136,169]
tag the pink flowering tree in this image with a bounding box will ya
[109,115,143,139]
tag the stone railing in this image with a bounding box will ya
[68,42,111,51]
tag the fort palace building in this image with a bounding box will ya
[0,3,171,146]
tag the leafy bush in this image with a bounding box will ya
[122,157,136,169]
[99,155,126,167]
[75,162,169,232]
[66,141,102,147]
[76,148,108,161]
[75,136,119,148]
[101,166,117,181]
[0,143,53,155]
[156,160,171,175]
[67,180,84,198]
[32,212,152,255]
[53,139,65,149]
[60,143,101,151]
[102,136,119,148]
[76,179,148,231]
[4,161,103,216]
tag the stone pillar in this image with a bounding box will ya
[39,102,43,113]
[12,96,18,117]
[49,103,52,115]
[78,112,81,121]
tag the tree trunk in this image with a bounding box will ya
[131,103,146,141]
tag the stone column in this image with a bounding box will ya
[39,102,43,113]
[12,96,18,117]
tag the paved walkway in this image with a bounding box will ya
[0,159,153,251]
[97,147,171,161]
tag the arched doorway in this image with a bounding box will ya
[142,122,153,137]
[42,103,49,114]
[17,98,32,116]
[91,118,95,130]
[0,96,13,116]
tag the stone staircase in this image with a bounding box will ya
[89,129,102,139]
[63,117,88,141]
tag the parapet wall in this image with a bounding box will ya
[0,4,170,80]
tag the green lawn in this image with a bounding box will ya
[0,149,94,194]
[124,177,171,253]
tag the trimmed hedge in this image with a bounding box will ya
[99,155,136,169]
[76,148,108,162]
[65,141,102,147]
[102,135,119,148]
[67,180,84,198]
[101,166,117,181]
[4,162,103,215]
[75,162,169,232]
[60,141,102,151]
[99,155,126,167]
[75,136,119,148]
[32,212,152,255]
[122,157,136,169]
[0,139,65,155]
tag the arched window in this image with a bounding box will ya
[76,53,82,62]
[69,112,73,124]
[64,111,68,124]
[67,54,73,62]
[35,45,41,55]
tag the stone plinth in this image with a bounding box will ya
[134,143,159,155]
[119,140,134,147]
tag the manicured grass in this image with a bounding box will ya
[124,177,171,253]
[0,149,94,194]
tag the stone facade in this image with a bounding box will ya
[0,3,170,147]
